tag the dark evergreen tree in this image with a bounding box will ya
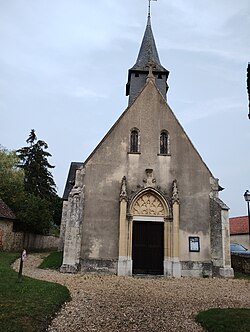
[17,129,57,199]
[16,130,62,234]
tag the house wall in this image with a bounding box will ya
[230,234,250,249]
[80,81,213,267]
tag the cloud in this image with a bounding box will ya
[0,0,249,216]
[178,98,244,125]
[165,42,248,63]
[70,87,108,99]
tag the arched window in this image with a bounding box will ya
[130,128,139,153]
[160,130,169,154]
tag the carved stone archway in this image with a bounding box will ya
[132,191,166,217]
[118,183,181,277]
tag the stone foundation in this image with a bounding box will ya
[117,257,133,276]
[181,261,212,277]
[212,266,234,278]
[80,258,117,274]
[60,263,80,274]
[164,258,182,277]
[60,259,234,277]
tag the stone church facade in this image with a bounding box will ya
[59,14,234,278]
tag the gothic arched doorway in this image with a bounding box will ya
[131,190,168,275]
[132,219,164,274]
[118,183,181,277]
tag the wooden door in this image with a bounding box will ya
[132,221,164,275]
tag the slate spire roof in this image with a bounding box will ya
[131,15,167,72]
[126,12,169,104]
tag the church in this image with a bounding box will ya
[59,7,234,278]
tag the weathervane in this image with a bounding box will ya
[148,0,157,17]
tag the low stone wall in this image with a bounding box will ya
[0,220,14,251]
[12,232,60,252]
[23,233,60,251]
[0,219,59,252]
[12,232,24,251]
[231,254,250,274]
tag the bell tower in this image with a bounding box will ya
[126,2,169,105]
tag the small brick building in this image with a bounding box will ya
[229,216,250,249]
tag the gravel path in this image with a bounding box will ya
[13,253,250,332]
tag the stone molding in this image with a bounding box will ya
[132,192,165,216]
[172,179,179,204]
[120,176,128,201]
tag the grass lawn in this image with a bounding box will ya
[0,252,70,332]
[234,271,250,281]
[39,251,63,270]
[196,272,250,331]
[196,308,250,332]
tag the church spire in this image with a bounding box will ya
[126,3,169,105]
[131,15,165,73]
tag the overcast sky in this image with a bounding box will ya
[0,0,249,217]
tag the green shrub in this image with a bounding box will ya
[234,271,250,281]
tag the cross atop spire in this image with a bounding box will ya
[148,0,157,18]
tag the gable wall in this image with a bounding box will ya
[81,82,213,262]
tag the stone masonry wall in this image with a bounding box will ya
[0,220,13,251]
[231,253,250,274]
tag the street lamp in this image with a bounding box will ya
[243,190,250,237]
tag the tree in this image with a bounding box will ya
[0,132,62,234]
[17,129,57,200]
[17,194,53,234]
[0,147,49,233]
[15,130,62,234]
[0,146,24,211]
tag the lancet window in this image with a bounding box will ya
[160,130,170,155]
[130,128,140,153]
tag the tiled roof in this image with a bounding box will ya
[229,216,249,235]
[0,199,16,220]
